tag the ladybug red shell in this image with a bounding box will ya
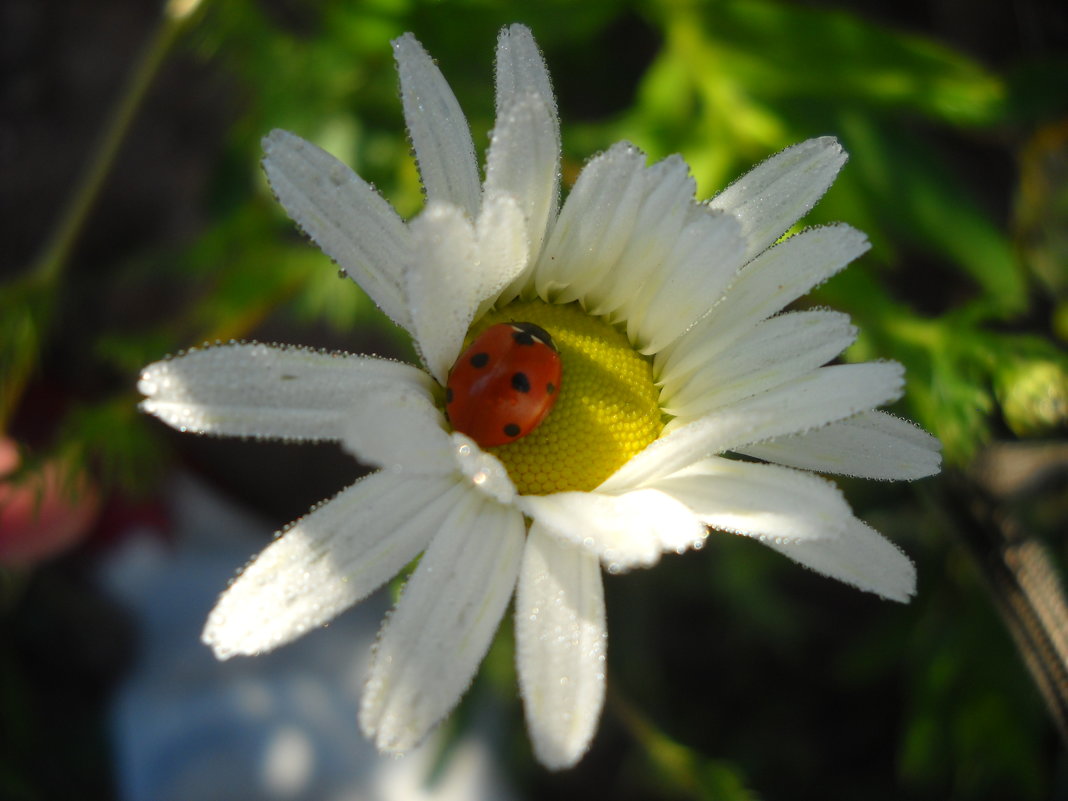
[445,322,562,447]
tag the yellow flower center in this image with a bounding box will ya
[466,300,664,495]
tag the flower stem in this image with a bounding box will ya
[2,0,208,431]
[30,0,207,286]
[608,684,756,800]
[609,685,700,794]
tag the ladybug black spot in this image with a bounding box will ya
[511,322,556,351]
[470,352,490,368]
[546,382,556,395]
[503,423,521,438]
[445,387,454,404]
[512,372,531,393]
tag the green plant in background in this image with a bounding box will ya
[2,0,1066,799]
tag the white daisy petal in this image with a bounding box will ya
[520,488,707,571]
[764,517,916,602]
[492,23,560,270]
[739,410,943,480]
[708,136,847,260]
[262,130,412,329]
[495,24,557,130]
[406,197,529,382]
[139,343,432,442]
[603,361,905,490]
[534,142,647,301]
[405,202,481,384]
[393,33,481,219]
[650,457,853,542]
[587,155,696,319]
[658,223,870,393]
[452,433,518,505]
[361,492,525,753]
[202,471,461,659]
[484,93,560,275]
[516,526,606,770]
[629,207,745,354]
[472,191,531,317]
[491,23,559,275]
[663,310,857,425]
[342,381,455,474]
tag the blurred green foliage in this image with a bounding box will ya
[3,0,1067,799]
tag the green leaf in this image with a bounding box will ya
[653,0,1006,127]
[57,397,167,496]
[0,278,54,430]
[831,112,1026,318]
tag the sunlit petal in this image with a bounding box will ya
[516,526,606,770]
[662,310,857,425]
[657,223,870,393]
[341,380,455,474]
[765,517,917,602]
[534,143,647,301]
[261,130,413,329]
[603,362,904,490]
[361,492,525,752]
[203,472,462,658]
[392,33,481,218]
[708,136,847,260]
[650,457,852,542]
[520,488,707,571]
[485,94,559,277]
[628,207,745,353]
[139,343,432,442]
[739,410,942,480]
[586,155,695,320]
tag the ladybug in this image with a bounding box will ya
[445,322,562,447]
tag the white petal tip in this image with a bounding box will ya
[534,743,592,772]
[802,136,847,170]
[390,31,419,53]
[261,127,291,150]
[200,628,239,661]
[501,22,534,39]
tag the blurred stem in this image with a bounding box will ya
[29,0,207,287]
[938,469,1068,747]
[3,0,207,431]
[609,684,702,797]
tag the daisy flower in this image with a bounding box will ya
[138,24,941,769]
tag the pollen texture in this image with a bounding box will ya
[470,300,663,495]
